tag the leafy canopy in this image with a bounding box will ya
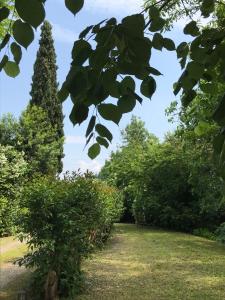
[0,0,225,161]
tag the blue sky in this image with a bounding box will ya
[0,0,189,173]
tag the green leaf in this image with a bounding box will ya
[0,7,10,23]
[10,42,22,64]
[79,25,93,39]
[15,0,45,29]
[96,136,109,148]
[183,21,199,37]
[86,116,96,137]
[152,33,164,50]
[186,61,204,80]
[0,55,8,71]
[0,33,10,51]
[95,124,113,142]
[98,104,122,124]
[88,143,100,159]
[148,66,162,76]
[201,0,215,17]
[120,76,135,94]
[65,0,84,15]
[181,90,196,107]
[163,38,175,51]
[13,20,34,49]
[117,95,136,113]
[3,61,20,77]
[69,103,89,125]
[140,76,156,99]
[149,6,160,19]
[122,14,145,37]
[72,40,92,66]
[149,17,166,32]
[58,83,69,102]
[177,42,189,58]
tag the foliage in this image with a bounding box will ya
[0,113,19,147]
[18,105,63,176]
[193,227,216,240]
[215,222,225,244]
[100,117,158,221]
[30,21,64,173]
[0,0,224,159]
[16,173,123,298]
[0,144,27,236]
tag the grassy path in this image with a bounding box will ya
[2,224,225,299]
[78,224,225,300]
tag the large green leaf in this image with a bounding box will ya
[88,143,100,159]
[186,61,205,80]
[201,0,215,17]
[152,33,164,50]
[183,21,199,37]
[95,124,113,142]
[0,7,10,23]
[213,94,225,126]
[10,42,22,64]
[13,20,34,49]
[79,25,93,39]
[177,42,189,58]
[3,61,20,77]
[65,0,84,15]
[15,0,45,28]
[140,76,156,99]
[122,14,145,37]
[96,136,109,148]
[72,40,92,66]
[149,17,166,32]
[120,76,135,94]
[69,103,89,125]
[98,104,122,124]
[163,38,175,51]
[117,95,136,113]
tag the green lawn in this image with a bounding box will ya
[2,224,225,299]
[78,224,225,300]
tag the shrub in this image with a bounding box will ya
[215,223,225,244]
[193,228,216,240]
[0,145,27,236]
[16,173,123,298]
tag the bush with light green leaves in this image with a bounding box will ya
[16,173,123,298]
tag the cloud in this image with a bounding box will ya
[65,135,86,144]
[52,23,77,44]
[75,160,103,173]
[84,0,144,15]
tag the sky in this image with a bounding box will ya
[0,0,189,174]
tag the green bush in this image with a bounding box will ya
[215,223,225,244]
[16,173,123,298]
[0,145,27,236]
[193,228,216,240]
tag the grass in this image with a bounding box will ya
[2,224,225,299]
[77,223,225,300]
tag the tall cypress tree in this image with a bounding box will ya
[30,21,64,173]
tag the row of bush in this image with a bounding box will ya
[14,172,123,298]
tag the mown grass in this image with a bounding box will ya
[2,224,225,299]
[78,223,225,300]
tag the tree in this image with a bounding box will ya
[100,117,159,221]
[18,105,63,176]
[30,20,64,173]
[0,0,224,160]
